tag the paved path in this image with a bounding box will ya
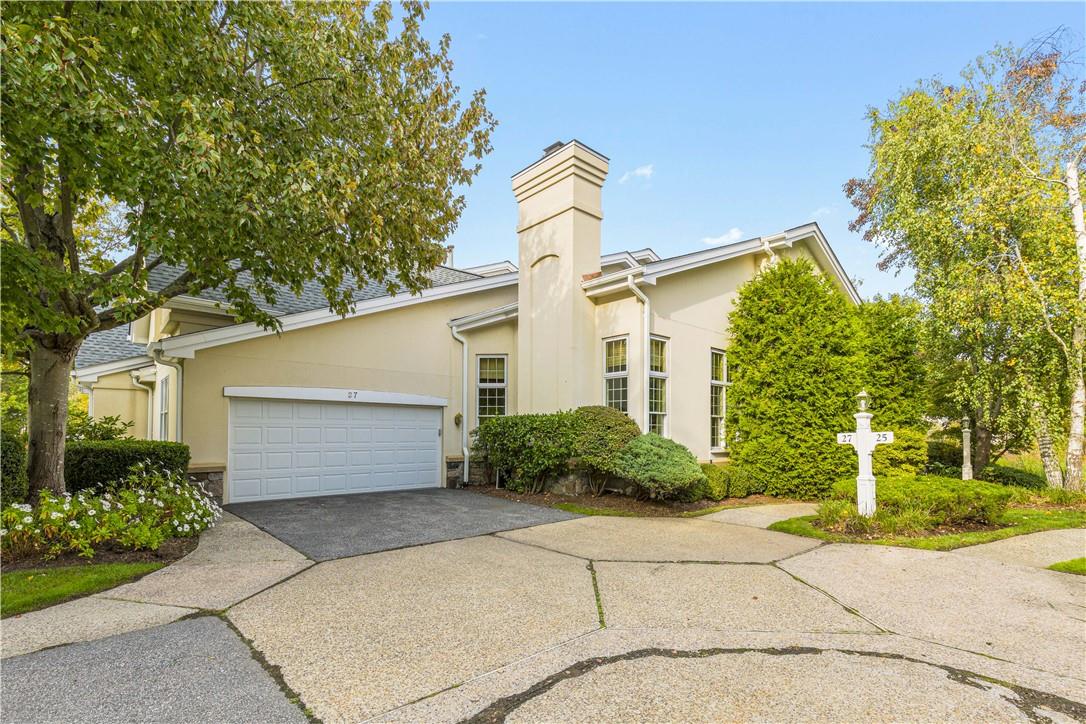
[704,501,818,528]
[954,527,1086,569]
[3,502,1085,723]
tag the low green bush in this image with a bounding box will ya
[570,406,641,495]
[1,464,220,559]
[926,440,963,469]
[65,440,191,493]
[699,462,762,500]
[473,412,577,493]
[978,464,1047,490]
[873,429,928,477]
[1,429,28,507]
[616,434,706,500]
[826,474,1012,528]
[66,410,134,441]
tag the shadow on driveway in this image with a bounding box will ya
[226,488,577,561]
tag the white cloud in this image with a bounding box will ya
[619,163,654,184]
[701,227,745,246]
[809,205,835,219]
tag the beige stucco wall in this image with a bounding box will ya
[180,286,517,475]
[90,370,150,439]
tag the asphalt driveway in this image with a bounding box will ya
[226,488,577,561]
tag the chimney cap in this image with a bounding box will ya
[542,140,566,156]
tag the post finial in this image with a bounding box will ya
[857,389,869,412]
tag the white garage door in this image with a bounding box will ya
[228,398,442,502]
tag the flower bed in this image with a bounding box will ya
[1,464,221,560]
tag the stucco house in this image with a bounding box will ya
[74,140,859,503]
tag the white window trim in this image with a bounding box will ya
[710,348,727,452]
[476,354,508,422]
[602,335,630,413]
[158,376,170,441]
[649,335,669,436]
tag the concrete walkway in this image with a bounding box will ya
[705,502,819,528]
[3,506,1085,722]
[2,512,310,659]
[954,528,1086,569]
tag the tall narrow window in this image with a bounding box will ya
[710,349,727,449]
[158,376,170,441]
[477,355,507,421]
[603,337,628,413]
[648,336,668,435]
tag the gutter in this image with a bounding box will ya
[150,347,183,443]
[625,274,651,432]
[448,323,470,486]
[130,371,155,439]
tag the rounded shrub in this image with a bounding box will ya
[616,433,706,500]
[1,429,28,506]
[699,462,761,500]
[872,429,929,477]
[978,464,1047,490]
[65,440,191,493]
[472,412,577,493]
[927,440,964,469]
[570,406,641,495]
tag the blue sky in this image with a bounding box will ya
[422,2,1084,299]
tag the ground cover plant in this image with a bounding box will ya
[1048,558,1085,576]
[768,475,1086,550]
[1,464,220,560]
[1,562,163,617]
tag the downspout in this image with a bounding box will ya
[449,323,470,485]
[150,348,183,443]
[130,371,155,439]
[625,274,651,431]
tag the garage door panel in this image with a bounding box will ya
[229,398,441,502]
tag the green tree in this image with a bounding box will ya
[1,2,495,496]
[727,258,859,499]
[847,38,1083,488]
[856,295,927,431]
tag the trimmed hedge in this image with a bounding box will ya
[978,464,1047,490]
[615,433,706,500]
[65,440,191,493]
[927,440,963,469]
[1,429,28,506]
[473,412,577,493]
[699,462,763,500]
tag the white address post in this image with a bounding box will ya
[837,390,894,517]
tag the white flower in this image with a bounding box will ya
[15,524,23,531]
[182,524,190,532]
[138,496,146,503]
[86,509,97,516]
[22,516,32,524]
[101,501,112,511]
[68,520,79,528]
[0,528,6,536]
[50,511,63,520]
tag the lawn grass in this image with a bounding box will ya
[768,507,1086,551]
[1,562,164,618]
[1048,557,1086,575]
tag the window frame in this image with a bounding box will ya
[476,354,508,422]
[648,335,669,436]
[710,348,727,451]
[602,335,629,413]
[158,376,170,441]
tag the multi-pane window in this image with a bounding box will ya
[477,355,507,421]
[648,336,668,435]
[710,349,727,449]
[158,376,170,441]
[603,337,628,412]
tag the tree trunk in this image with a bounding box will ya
[1033,401,1065,488]
[974,423,993,472]
[27,343,77,499]
[1064,159,1085,491]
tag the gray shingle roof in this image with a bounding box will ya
[75,325,148,369]
[75,264,481,370]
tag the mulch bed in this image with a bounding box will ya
[467,485,792,517]
[1,536,198,572]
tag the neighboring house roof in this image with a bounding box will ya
[75,325,147,368]
[74,264,481,371]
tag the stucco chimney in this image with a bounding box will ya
[511,140,609,413]
[444,245,455,267]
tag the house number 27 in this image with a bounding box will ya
[346,391,359,400]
